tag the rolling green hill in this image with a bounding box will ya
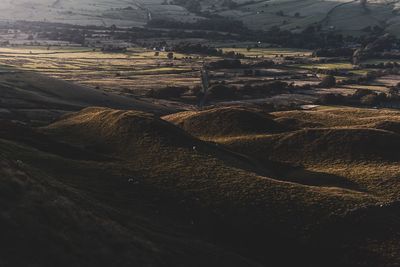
[2,0,400,36]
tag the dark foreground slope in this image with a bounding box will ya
[0,156,258,267]
[2,107,400,266]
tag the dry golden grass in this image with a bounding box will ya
[205,106,400,204]
[272,107,400,128]
[163,106,288,138]
[0,47,201,95]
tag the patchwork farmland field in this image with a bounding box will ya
[0,46,202,95]
[0,46,317,95]
[0,45,397,107]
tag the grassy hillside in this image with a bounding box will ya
[175,107,400,200]
[163,107,289,138]
[3,0,400,35]
[0,69,172,125]
[3,106,400,266]
[201,0,400,35]
[0,154,258,267]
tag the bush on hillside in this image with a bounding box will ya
[360,93,387,106]
[317,93,346,105]
[146,86,189,99]
[209,59,242,69]
[207,84,236,100]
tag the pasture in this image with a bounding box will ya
[0,44,395,108]
[0,46,202,95]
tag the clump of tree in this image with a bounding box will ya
[167,52,174,60]
[170,42,245,58]
[317,88,391,107]
[207,83,237,100]
[172,0,201,13]
[38,28,85,45]
[237,81,294,97]
[250,60,275,68]
[318,75,336,88]
[339,70,384,86]
[316,93,346,105]
[204,80,302,102]
[222,0,238,9]
[313,48,355,58]
[146,86,189,99]
[147,18,248,34]
[361,61,400,69]
[208,59,242,69]
[351,89,387,106]
[172,42,222,56]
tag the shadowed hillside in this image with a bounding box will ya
[0,156,260,267]
[3,106,398,266]
[0,70,172,125]
[224,128,400,164]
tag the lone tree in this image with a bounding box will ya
[319,75,336,88]
[167,52,174,60]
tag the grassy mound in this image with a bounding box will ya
[224,128,400,164]
[274,117,324,130]
[273,107,400,128]
[163,107,288,138]
[276,128,400,163]
[43,107,198,157]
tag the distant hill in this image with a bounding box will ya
[2,0,400,36]
[0,69,173,125]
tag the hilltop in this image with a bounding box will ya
[163,107,289,138]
